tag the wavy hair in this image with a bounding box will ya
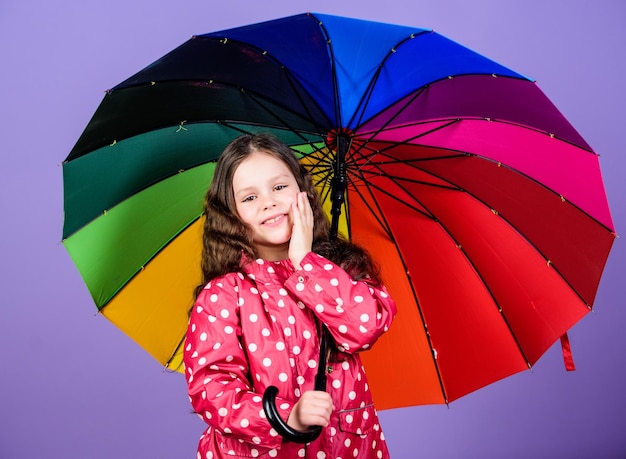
[195,133,380,298]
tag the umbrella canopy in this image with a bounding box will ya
[62,13,615,410]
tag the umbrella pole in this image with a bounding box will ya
[330,133,351,239]
[262,134,351,443]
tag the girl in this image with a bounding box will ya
[184,133,397,458]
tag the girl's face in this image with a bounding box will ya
[232,150,301,260]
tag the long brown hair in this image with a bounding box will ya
[195,133,380,298]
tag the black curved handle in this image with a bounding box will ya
[262,386,322,444]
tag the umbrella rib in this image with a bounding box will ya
[312,14,343,127]
[348,30,432,128]
[346,167,451,403]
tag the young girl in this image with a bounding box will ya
[184,133,397,458]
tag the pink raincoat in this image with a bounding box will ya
[184,252,397,458]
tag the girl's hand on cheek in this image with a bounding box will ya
[289,192,313,269]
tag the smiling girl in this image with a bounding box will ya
[184,133,396,458]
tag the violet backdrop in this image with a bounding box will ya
[1,1,624,458]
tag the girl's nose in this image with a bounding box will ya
[260,194,276,210]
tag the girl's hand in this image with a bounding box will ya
[289,191,314,269]
[286,390,334,432]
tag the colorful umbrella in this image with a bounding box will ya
[62,13,615,411]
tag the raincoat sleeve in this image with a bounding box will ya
[285,252,397,354]
[184,273,291,450]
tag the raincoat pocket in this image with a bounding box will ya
[216,431,273,458]
[337,403,377,436]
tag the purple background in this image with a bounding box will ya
[1,1,624,458]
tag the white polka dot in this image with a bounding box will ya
[344,438,351,447]
[360,325,367,333]
[213,342,221,350]
[293,346,301,355]
[238,297,245,306]
[252,437,261,444]
[279,288,288,296]
[279,373,288,382]
[303,263,313,271]
[248,343,257,352]
[198,357,207,365]
[332,380,341,389]
[314,284,323,292]
[349,391,357,400]
[303,330,311,339]
[360,313,369,322]
[199,332,207,341]
[307,359,317,368]
[249,314,258,322]
[218,407,228,416]
[353,447,359,457]
[210,294,218,303]
[346,414,353,423]
[288,315,296,324]
[208,315,217,323]
[276,341,285,351]
[297,376,305,385]
[315,304,324,313]
[317,451,326,458]
[220,309,229,318]
[262,328,270,337]
[324,264,333,271]
[263,358,272,367]
[342,361,350,370]
[296,283,305,291]
[224,326,234,334]
[284,327,292,336]
[277,299,285,307]
[338,325,348,333]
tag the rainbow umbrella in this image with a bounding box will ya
[62,13,615,410]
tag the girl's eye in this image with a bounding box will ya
[241,195,256,203]
[274,184,287,191]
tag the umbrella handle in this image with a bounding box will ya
[262,323,329,443]
[262,386,322,444]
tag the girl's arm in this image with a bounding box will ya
[285,252,397,353]
[184,275,291,449]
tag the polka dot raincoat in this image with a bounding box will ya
[184,252,397,458]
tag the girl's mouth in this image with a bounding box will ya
[262,214,286,225]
